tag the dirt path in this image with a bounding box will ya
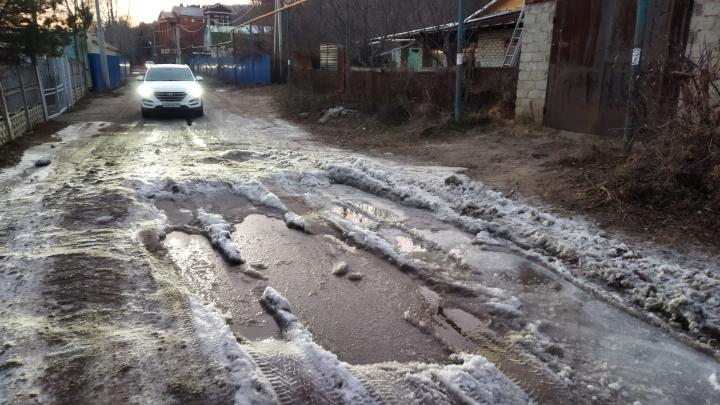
[1,81,719,404]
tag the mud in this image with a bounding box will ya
[1,80,718,404]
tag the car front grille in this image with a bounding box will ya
[155,92,186,102]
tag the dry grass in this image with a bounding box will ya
[580,45,720,230]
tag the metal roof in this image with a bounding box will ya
[375,10,519,42]
[172,6,204,17]
[159,11,176,21]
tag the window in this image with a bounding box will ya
[145,67,194,82]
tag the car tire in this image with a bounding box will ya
[194,104,204,118]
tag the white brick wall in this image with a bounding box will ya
[687,0,720,60]
[515,1,555,122]
[474,29,515,67]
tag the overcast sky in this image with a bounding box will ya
[117,0,251,24]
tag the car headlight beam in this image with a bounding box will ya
[188,84,203,98]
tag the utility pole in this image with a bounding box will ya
[151,30,157,60]
[344,0,350,91]
[454,0,465,123]
[285,8,291,84]
[279,0,285,80]
[94,0,111,91]
[175,24,181,64]
[623,0,649,153]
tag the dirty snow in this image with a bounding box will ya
[284,212,306,231]
[261,287,531,404]
[232,181,288,211]
[197,208,244,264]
[261,286,374,402]
[711,372,720,391]
[318,158,720,347]
[189,300,276,404]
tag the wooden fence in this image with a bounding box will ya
[292,67,519,114]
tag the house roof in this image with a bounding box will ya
[203,3,232,13]
[374,10,520,42]
[159,11,176,21]
[172,6,204,17]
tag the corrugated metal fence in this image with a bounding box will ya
[88,54,130,92]
[189,54,271,85]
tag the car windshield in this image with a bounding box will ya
[145,67,194,82]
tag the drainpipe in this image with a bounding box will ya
[623,0,649,153]
[454,0,465,123]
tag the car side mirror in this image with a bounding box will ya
[195,76,204,82]
[136,75,144,81]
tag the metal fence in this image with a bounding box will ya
[189,54,271,86]
[0,57,89,145]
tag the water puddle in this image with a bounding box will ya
[163,213,450,365]
[348,201,404,222]
[301,183,720,404]
[330,205,378,228]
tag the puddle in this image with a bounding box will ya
[330,205,378,228]
[299,183,720,404]
[154,189,265,225]
[348,201,404,222]
[164,213,450,365]
[516,262,554,286]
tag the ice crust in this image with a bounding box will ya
[320,158,720,342]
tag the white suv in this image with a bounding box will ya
[137,64,204,118]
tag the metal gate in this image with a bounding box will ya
[544,0,693,135]
[38,56,72,118]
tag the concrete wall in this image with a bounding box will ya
[474,29,514,67]
[514,0,555,122]
[687,0,720,60]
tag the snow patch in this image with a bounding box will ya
[197,208,244,264]
[322,159,720,343]
[232,182,287,211]
[710,372,720,391]
[260,287,530,404]
[189,300,276,404]
[284,212,305,231]
[261,287,372,402]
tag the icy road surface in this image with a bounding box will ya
[0,84,719,404]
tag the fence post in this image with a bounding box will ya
[0,78,13,137]
[16,66,32,130]
[34,61,49,121]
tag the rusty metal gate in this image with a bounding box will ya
[544,0,693,135]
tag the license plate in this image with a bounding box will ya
[162,102,181,108]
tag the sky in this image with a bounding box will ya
[116,0,250,24]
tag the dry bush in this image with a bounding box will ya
[612,45,720,212]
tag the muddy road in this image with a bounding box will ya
[0,81,719,404]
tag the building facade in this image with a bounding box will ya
[156,4,229,61]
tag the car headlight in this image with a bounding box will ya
[188,84,203,98]
[138,84,154,99]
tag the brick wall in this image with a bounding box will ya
[687,0,720,60]
[515,0,555,122]
[474,29,514,67]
